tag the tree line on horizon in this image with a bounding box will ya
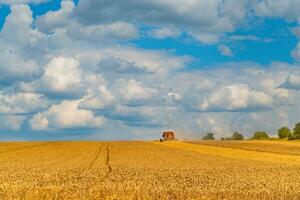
[202,122,300,141]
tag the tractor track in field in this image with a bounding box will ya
[105,145,112,175]
[87,144,112,181]
[89,146,102,168]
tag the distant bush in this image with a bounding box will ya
[281,123,300,140]
[288,134,296,140]
[202,133,215,140]
[251,131,269,140]
[278,126,291,139]
[221,132,244,141]
[232,132,244,140]
[293,123,300,139]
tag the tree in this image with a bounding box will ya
[251,131,269,140]
[232,132,244,140]
[288,133,296,140]
[202,133,215,140]
[293,122,300,139]
[278,126,291,139]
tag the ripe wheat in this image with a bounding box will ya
[0,141,299,199]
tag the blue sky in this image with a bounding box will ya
[1,0,300,140]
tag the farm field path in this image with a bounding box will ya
[0,141,300,199]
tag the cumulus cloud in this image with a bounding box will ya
[67,21,138,42]
[2,0,300,140]
[74,0,252,44]
[0,52,41,85]
[97,57,147,74]
[23,57,86,99]
[114,79,158,106]
[35,0,75,32]
[105,105,163,127]
[0,4,44,86]
[254,0,300,21]
[147,27,180,39]
[199,84,273,112]
[102,47,191,74]
[279,73,300,90]
[79,85,115,110]
[0,4,43,47]
[29,100,105,130]
[217,44,233,57]
[0,92,49,114]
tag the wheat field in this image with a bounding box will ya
[0,141,300,200]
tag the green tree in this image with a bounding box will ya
[251,131,269,140]
[288,133,296,140]
[293,122,300,139]
[202,133,215,140]
[277,126,291,139]
[232,132,244,140]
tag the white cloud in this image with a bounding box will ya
[255,0,300,22]
[79,85,115,110]
[29,113,49,130]
[97,57,147,74]
[24,56,86,98]
[147,27,180,39]
[42,57,82,92]
[279,73,300,90]
[102,47,190,74]
[0,52,41,85]
[67,21,138,42]
[199,84,273,112]
[35,0,75,32]
[0,4,44,85]
[105,104,163,127]
[29,100,105,130]
[0,92,49,114]
[2,0,300,140]
[0,4,43,47]
[114,79,157,106]
[217,44,233,57]
[74,0,252,44]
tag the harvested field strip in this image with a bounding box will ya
[156,141,300,165]
[185,140,300,156]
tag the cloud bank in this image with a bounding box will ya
[0,0,300,140]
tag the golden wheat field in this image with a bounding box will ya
[0,141,300,200]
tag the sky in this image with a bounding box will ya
[1,0,300,141]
